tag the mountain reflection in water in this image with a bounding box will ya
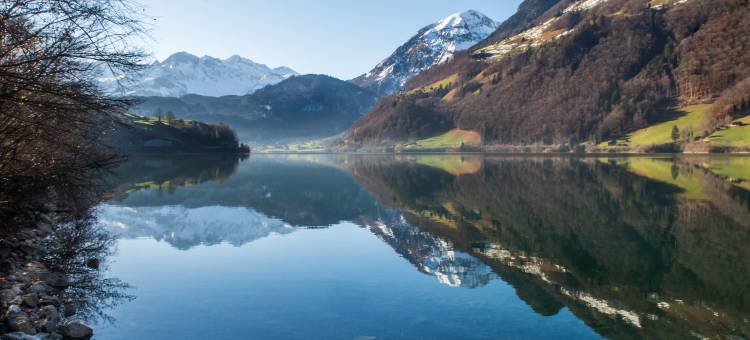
[98,154,750,339]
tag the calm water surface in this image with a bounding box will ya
[91,155,750,339]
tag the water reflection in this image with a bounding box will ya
[347,155,750,339]
[361,209,495,288]
[40,217,134,324]
[99,154,750,339]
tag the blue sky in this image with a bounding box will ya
[138,0,523,79]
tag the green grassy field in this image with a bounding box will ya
[598,104,750,150]
[599,104,712,149]
[706,116,750,147]
[405,129,482,150]
[630,104,711,145]
[407,74,458,95]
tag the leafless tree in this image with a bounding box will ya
[0,0,148,224]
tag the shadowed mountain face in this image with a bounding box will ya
[98,155,750,339]
[130,75,378,144]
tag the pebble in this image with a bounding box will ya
[21,294,38,308]
[59,321,93,339]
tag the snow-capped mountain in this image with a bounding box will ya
[98,204,295,250]
[351,10,498,96]
[364,209,495,288]
[99,52,298,97]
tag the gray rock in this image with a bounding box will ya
[5,304,22,319]
[62,303,76,317]
[38,295,60,306]
[39,305,60,333]
[8,313,36,335]
[22,294,39,308]
[1,289,19,305]
[9,295,23,305]
[0,260,15,274]
[41,318,58,333]
[10,284,24,294]
[39,305,59,320]
[41,273,68,288]
[59,321,92,339]
[29,283,48,295]
[2,332,38,340]
[38,333,63,340]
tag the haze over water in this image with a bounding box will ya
[93,155,750,339]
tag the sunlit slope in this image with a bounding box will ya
[403,129,482,151]
[600,105,712,149]
[707,116,750,148]
[407,74,458,95]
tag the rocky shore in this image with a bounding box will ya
[1,222,94,340]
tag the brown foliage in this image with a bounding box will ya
[709,77,750,129]
[347,0,750,146]
[346,95,452,145]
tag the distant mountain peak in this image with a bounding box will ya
[434,10,494,33]
[162,51,200,64]
[99,52,298,97]
[351,10,498,96]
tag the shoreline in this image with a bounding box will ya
[250,150,750,157]
[1,220,99,339]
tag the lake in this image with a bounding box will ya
[90,154,750,339]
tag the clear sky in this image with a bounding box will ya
[137,0,523,79]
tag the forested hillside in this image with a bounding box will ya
[132,75,377,143]
[344,0,750,152]
[103,113,251,154]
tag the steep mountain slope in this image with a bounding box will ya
[478,0,565,46]
[344,0,750,151]
[131,75,378,143]
[351,10,498,97]
[99,52,297,97]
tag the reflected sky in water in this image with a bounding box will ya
[95,155,750,339]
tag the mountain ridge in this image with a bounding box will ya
[99,51,298,97]
[130,74,378,143]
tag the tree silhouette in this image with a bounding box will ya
[672,126,681,143]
